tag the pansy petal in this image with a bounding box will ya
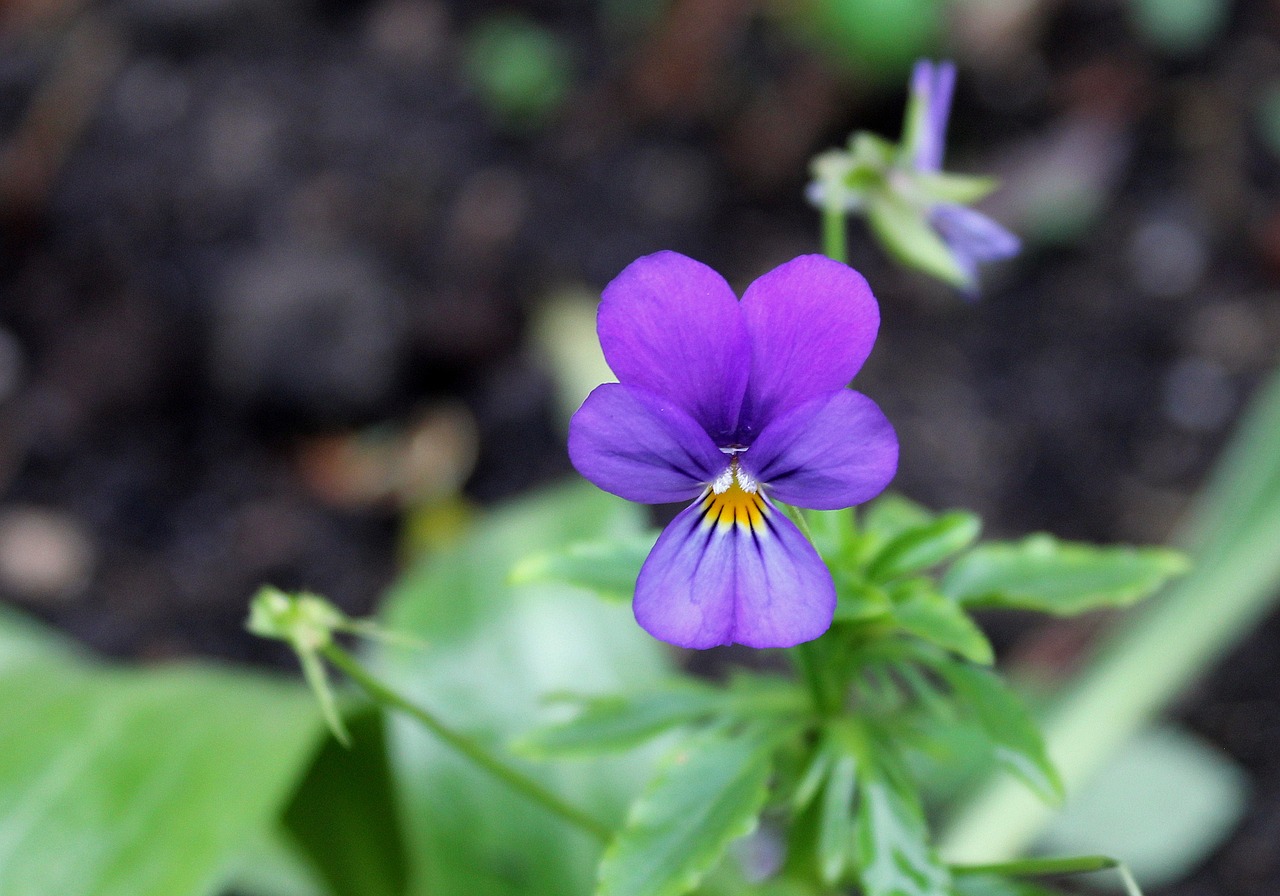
[634,492,836,648]
[931,203,1020,265]
[737,255,879,436]
[742,389,898,510]
[912,59,956,172]
[569,383,728,504]
[598,251,750,442]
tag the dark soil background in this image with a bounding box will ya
[1,0,1279,893]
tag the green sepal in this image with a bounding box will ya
[596,726,782,896]
[908,170,999,205]
[867,190,972,288]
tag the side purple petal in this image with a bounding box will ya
[737,255,880,438]
[597,251,751,443]
[569,383,728,505]
[931,203,1020,264]
[741,389,898,510]
[912,59,956,172]
[634,494,835,649]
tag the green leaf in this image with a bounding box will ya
[377,483,673,896]
[518,684,723,757]
[867,511,982,582]
[0,657,321,896]
[817,751,858,885]
[952,874,1064,896]
[866,191,971,289]
[907,171,999,206]
[510,531,658,601]
[855,763,951,896]
[942,534,1190,615]
[833,580,893,623]
[597,727,778,896]
[933,662,1062,804]
[890,582,993,665]
[284,707,409,896]
[862,494,935,542]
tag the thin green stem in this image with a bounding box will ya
[952,855,1117,877]
[792,641,831,716]
[822,200,848,264]
[321,644,611,842]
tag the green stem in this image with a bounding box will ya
[792,641,831,716]
[321,644,612,842]
[822,199,848,264]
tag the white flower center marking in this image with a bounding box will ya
[711,459,757,495]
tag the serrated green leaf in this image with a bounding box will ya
[890,581,993,665]
[598,727,778,896]
[866,191,971,288]
[817,752,858,885]
[907,171,999,206]
[518,684,723,757]
[867,511,982,582]
[856,766,951,896]
[933,662,1062,804]
[510,531,658,601]
[941,535,1190,615]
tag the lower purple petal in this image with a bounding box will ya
[741,389,897,510]
[634,492,835,649]
[569,383,727,505]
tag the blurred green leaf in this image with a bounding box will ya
[790,0,943,80]
[518,684,722,757]
[464,13,573,129]
[0,656,321,896]
[890,581,993,665]
[867,191,970,288]
[510,531,658,601]
[1039,726,1246,889]
[942,535,1189,614]
[284,707,409,896]
[952,874,1064,896]
[863,493,935,542]
[833,580,893,623]
[376,483,673,896]
[855,759,950,896]
[1128,0,1228,55]
[933,662,1062,804]
[598,726,778,896]
[817,751,858,885]
[867,511,982,582]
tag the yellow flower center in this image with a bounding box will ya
[702,460,766,530]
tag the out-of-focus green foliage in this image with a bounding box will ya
[0,608,322,896]
[374,483,674,896]
[464,13,574,130]
[783,0,943,80]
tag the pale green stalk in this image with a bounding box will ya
[941,367,1280,861]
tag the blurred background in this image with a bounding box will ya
[1,0,1279,892]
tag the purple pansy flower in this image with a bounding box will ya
[911,60,1020,287]
[569,252,898,649]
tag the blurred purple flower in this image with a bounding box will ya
[910,59,1020,290]
[569,252,898,649]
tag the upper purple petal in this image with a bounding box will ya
[597,251,750,443]
[633,494,835,648]
[912,59,956,172]
[736,255,880,438]
[569,382,727,504]
[741,389,898,510]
